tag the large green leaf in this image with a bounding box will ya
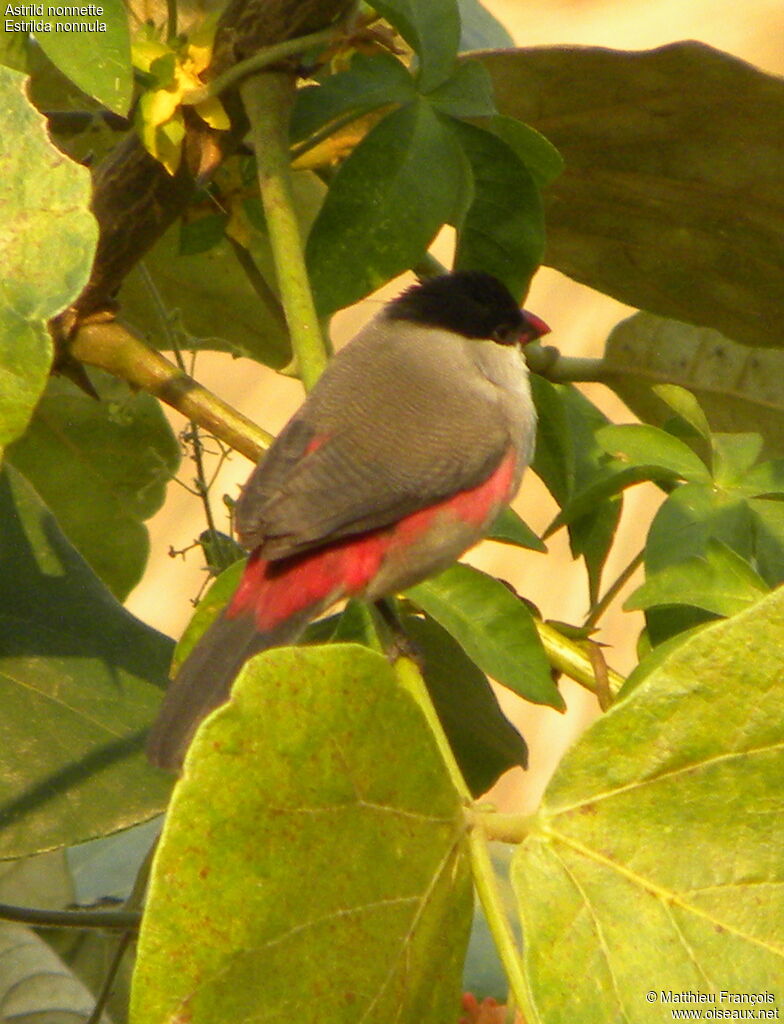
[0,467,173,860]
[451,118,544,301]
[407,563,563,709]
[0,67,97,459]
[513,584,784,1022]
[306,99,468,314]
[33,0,133,114]
[132,645,472,1023]
[457,0,513,51]
[480,43,784,349]
[603,314,784,458]
[6,371,180,600]
[373,0,460,92]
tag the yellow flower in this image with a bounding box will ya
[132,14,229,175]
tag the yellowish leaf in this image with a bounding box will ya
[195,95,230,131]
[144,86,182,129]
[157,112,186,175]
[131,37,171,74]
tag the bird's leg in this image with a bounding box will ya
[372,598,423,666]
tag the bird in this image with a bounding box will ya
[147,270,548,771]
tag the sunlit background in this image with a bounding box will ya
[125,1,784,811]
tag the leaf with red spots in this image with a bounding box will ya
[513,585,784,1021]
[132,645,472,1023]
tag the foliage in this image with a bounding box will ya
[1,1,783,1022]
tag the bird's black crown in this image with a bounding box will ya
[386,271,527,343]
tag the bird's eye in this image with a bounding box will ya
[492,325,516,344]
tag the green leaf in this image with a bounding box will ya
[120,223,293,367]
[486,505,546,552]
[736,459,784,499]
[626,539,769,617]
[0,920,111,1020]
[179,212,229,255]
[711,432,764,488]
[131,645,472,1023]
[290,52,416,143]
[457,0,514,50]
[426,59,496,118]
[654,383,712,441]
[34,0,133,114]
[6,371,180,600]
[595,423,712,483]
[643,482,755,644]
[307,100,468,315]
[529,376,573,503]
[513,585,784,1021]
[646,483,755,574]
[620,622,712,696]
[451,119,544,301]
[603,314,784,458]
[171,559,244,675]
[483,114,564,189]
[405,614,528,796]
[548,466,677,534]
[197,528,244,575]
[0,67,97,459]
[327,598,381,649]
[407,563,563,709]
[532,379,624,600]
[746,499,784,586]
[0,467,172,860]
[373,0,460,92]
[0,28,29,71]
[480,43,784,349]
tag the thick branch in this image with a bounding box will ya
[71,320,272,462]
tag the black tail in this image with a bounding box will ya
[147,607,313,772]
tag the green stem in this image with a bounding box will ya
[70,319,273,461]
[584,548,645,630]
[535,619,625,698]
[393,658,531,1014]
[0,901,140,931]
[525,344,606,384]
[394,657,470,798]
[467,826,534,1020]
[182,25,340,106]
[241,73,328,391]
[86,837,158,1024]
[86,931,133,1024]
[470,809,533,844]
[166,0,177,42]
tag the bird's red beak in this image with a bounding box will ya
[518,310,551,345]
